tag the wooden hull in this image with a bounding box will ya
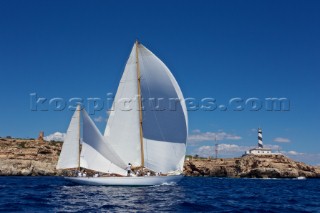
[65,175,183,186]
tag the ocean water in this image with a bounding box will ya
[0,177,319,212]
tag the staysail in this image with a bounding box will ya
[56,105,81,169]
[81,109,127,175]
[104,42,188,173]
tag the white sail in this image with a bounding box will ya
[138,44,188,173]
[82,109,127,174]
[104,44,141,167]
[104,42,188,173]
[56,105,80,169]
[80,143,127,176]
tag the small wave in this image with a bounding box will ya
[161,182,177,186]
[151,181,178,187]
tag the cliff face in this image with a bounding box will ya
[1,138,319,178]
[0,138,61,176]
[184,155,320,178]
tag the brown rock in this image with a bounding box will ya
[0,139,62,176]
[184,154,320,178]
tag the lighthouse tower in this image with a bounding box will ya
[245,128,273,155]
[258,128,263,148]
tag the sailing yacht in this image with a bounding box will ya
[56,41,188,186]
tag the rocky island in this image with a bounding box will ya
[0,138,319,178]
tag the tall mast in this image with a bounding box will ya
[77,105,81,170]
[135,40,145,167]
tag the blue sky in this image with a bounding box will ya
[0,1,319,164]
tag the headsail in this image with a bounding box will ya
[80,143,127,176]
[81,109,127,175]
[138,44,188,173]
[56,105,81,169]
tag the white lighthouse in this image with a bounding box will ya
[245,128,273,155]
[258,128,263,148]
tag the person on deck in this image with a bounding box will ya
[126,163,132,177]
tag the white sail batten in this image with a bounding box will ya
[138,44,188,173]
[82,109,127,173]
[104,44,141,167]
[56,105,81,169]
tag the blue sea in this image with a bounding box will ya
[0,177,319,212]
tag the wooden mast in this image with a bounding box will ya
[135,40,145,168]
[77,105,81,171]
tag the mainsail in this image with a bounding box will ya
[56,105,81,169]
[104,42,188,173]
[104,44,141,167]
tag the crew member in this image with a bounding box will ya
[126,163,132,176]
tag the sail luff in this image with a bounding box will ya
[135,40,145,167]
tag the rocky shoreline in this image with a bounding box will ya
[184,155,320,178]
[0,138,62,176]
[1,138,319,178]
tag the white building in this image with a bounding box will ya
[245,147,272,155]
[245,128,273,155]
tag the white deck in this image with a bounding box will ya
[65,175,183,186]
